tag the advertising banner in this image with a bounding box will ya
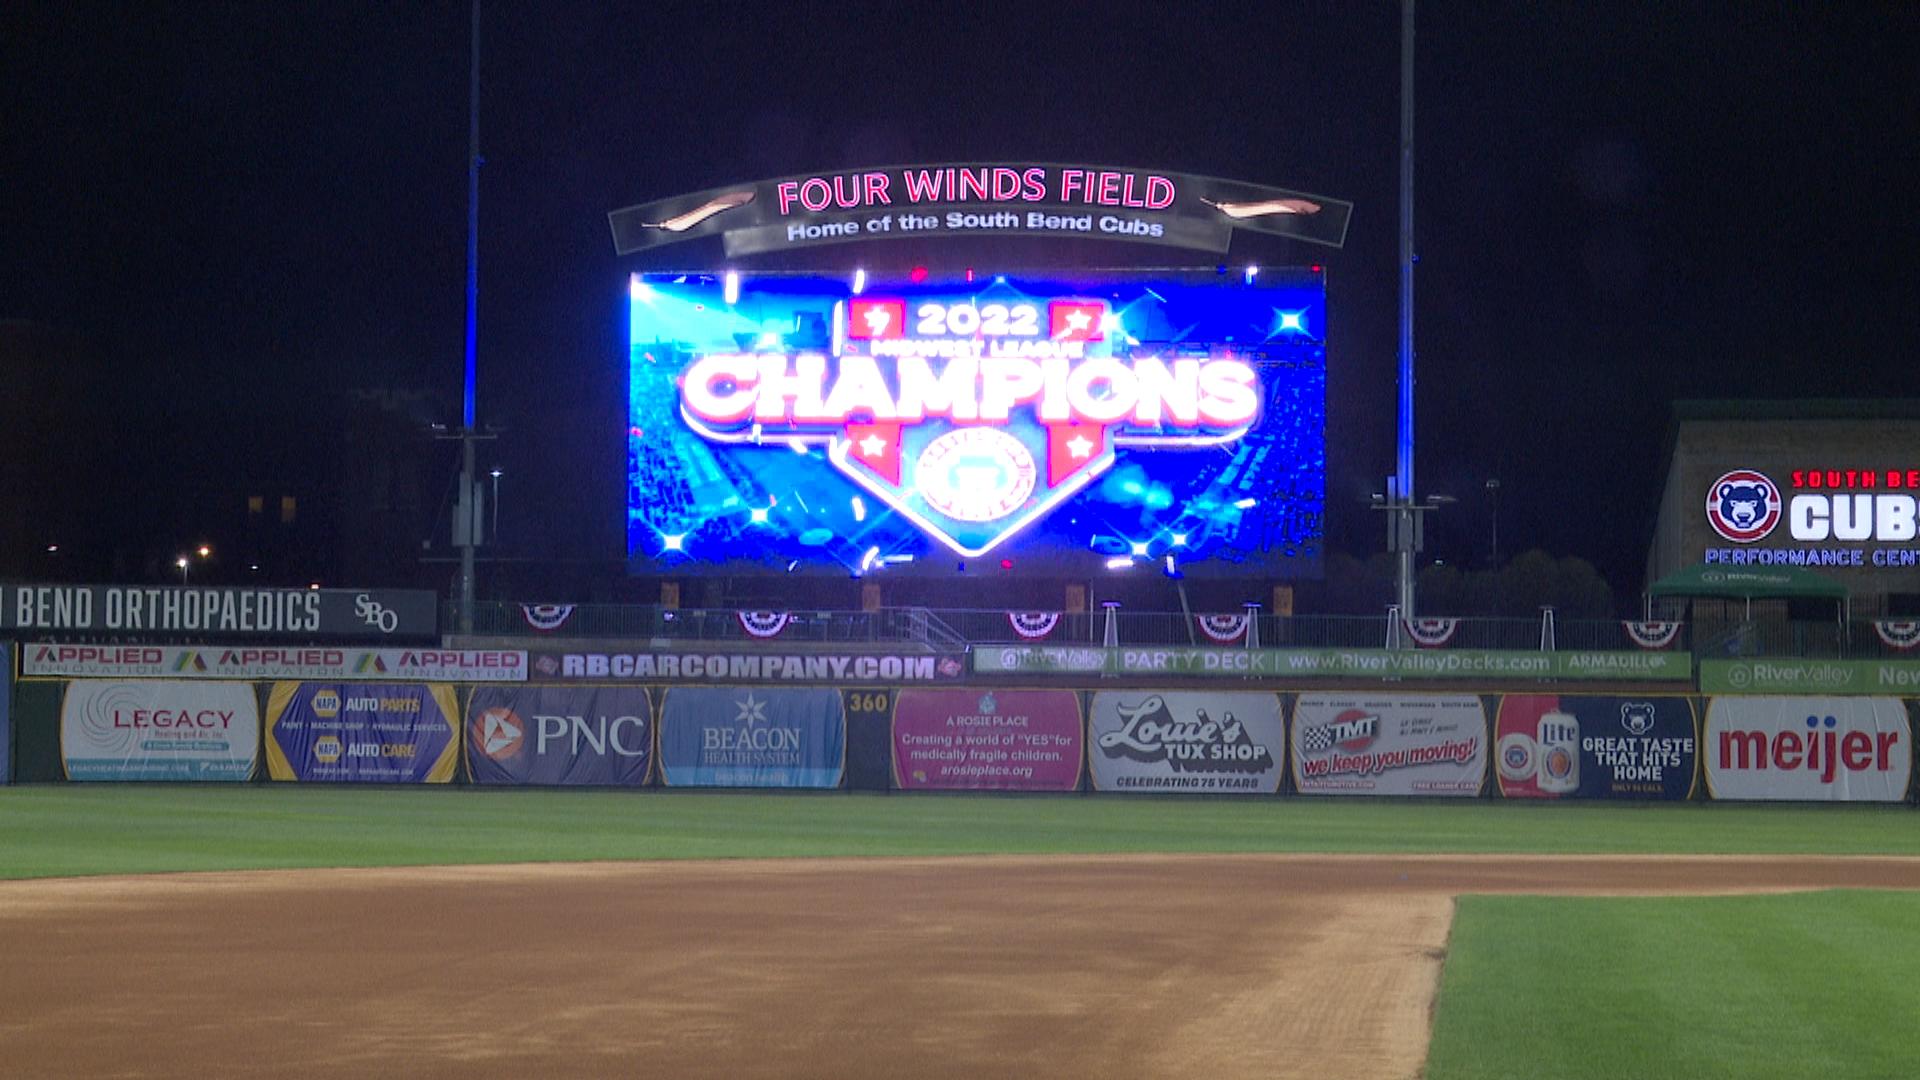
[891,689,1081,792]
[0,641,10,784]
[467,686,653,786]
[1701,659,1920,696]
[532,650,963,683]
[609,164,1352,257]
[264,683,458,783]
[1292,694,1487,796]
[1088,691,1283,794]
[1703,696,1911,802]
[658,686,845,788]
[976,646,1690,682]
[0,585,437,639]
[22,644,524,682]
[59,680,258,781]
[1494,695,1696,800]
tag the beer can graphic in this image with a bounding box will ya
[1496,732,1538,783]
[1536,711,1580,794]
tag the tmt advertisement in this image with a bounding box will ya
[1291,694,1487,796]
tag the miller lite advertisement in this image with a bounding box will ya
[1291,694,1487,797]
[627,270,1325,576]
[1704,696,1911,802]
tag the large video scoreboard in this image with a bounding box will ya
[627,269,1325,577]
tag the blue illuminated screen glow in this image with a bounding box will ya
[628,270,1326,577]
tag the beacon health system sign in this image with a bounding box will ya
[609,164,1352,256]
[60,680,259,781]
[658,686,845,788]
[891,689,1082,791]
[1704,696,1911,802]
[1495,695,1697,800]
[1089,691,1283,794]
[1291,694,1487,796]
[467,686,653,786]
[265,683,459,783]
[627,269,1327,578]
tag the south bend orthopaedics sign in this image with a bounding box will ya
[1705,467,1920,569]
[608,163,1352,256]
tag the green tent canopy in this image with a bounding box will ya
[1649,564,1847,601]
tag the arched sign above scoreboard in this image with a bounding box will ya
[608,164,1352,257]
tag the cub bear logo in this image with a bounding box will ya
[1619,702,1657,736]
[1704,469,1780,543]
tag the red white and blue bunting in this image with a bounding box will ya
[1622,620,1684,650]
[1403,617,1459,648]
[1008,612,1061,639]
[1874,620,1920,651]
[519,604,576,633]
[737,610,792,638]
[1196,613,1251,644]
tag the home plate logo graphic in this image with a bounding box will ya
[828,418,1109,555]
[474,707,524,760]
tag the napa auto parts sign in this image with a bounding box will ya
[609,164,1351,256]
[1704,696,1911,801]
[1703,467,1920,570]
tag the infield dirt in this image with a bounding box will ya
[4,854,1918,1079]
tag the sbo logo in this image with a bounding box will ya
[355,594,400,634]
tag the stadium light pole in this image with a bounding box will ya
[455,0,482,634]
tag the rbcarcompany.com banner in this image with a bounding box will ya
[265,682,458,783]
[658,686,845,788]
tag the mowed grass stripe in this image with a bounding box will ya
[3,787,1920,878]
[1425,891,1920,1080]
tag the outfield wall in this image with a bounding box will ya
[5,673,1916,802]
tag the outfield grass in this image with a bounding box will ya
[1426,890,1920,1080]
[3,786,1920,879]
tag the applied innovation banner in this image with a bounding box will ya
[891,689,1082,791]
[1495,695,1696,800]
[1088,691,1283,794]
[1292,694,1487,796]
[976,646,1689,681]
[59,680,259,781]
[265,682,458,783]
[1703,696,1911,802]
[467,686,653,786]
[658,686,845,788]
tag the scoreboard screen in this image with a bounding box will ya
[627,269,1325,577]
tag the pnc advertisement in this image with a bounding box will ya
[628,270,1326,576]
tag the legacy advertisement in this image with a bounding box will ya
[628,270,1326,577]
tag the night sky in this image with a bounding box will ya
[5,2,1918,599]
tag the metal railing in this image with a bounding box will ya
[461,602,1711,654]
